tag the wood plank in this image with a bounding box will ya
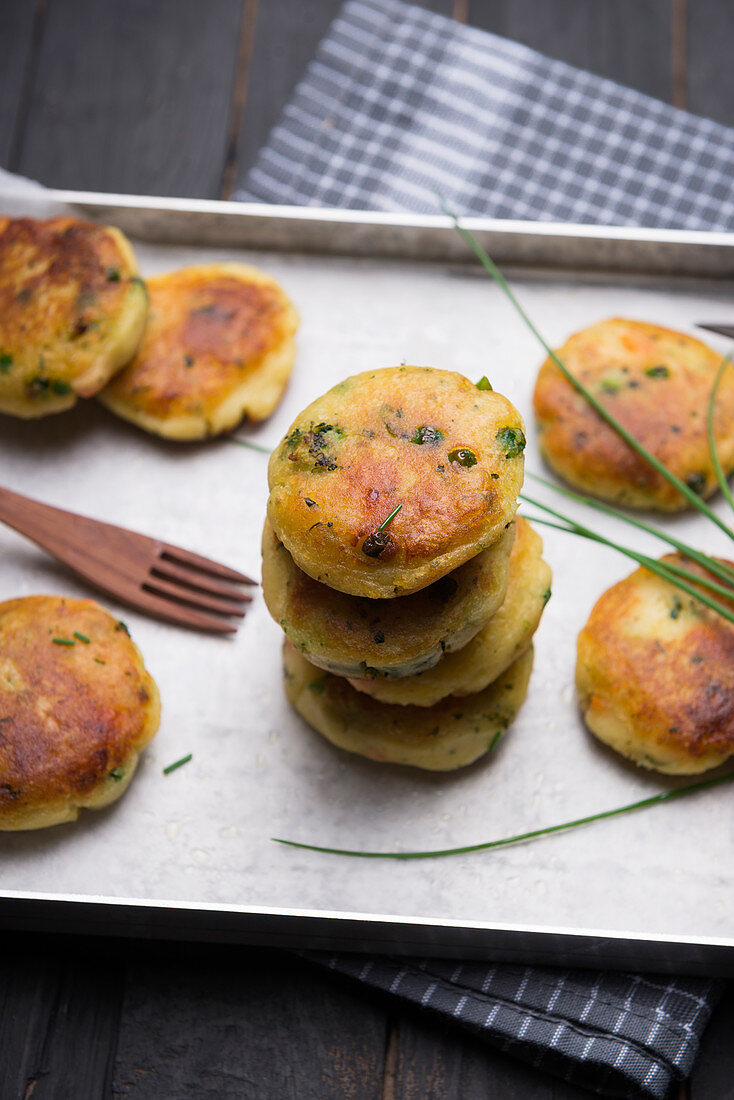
[15,0,244,198]
[0,0,39,167]
[232,0,456,187]
[392,1011,599,1100]
[113,946,387,1098]
[689,985,734,1099]
[0,933,124,1100]
[468,0,673,103]
[686,0,734,125]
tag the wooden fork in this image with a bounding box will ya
[0,484,256,633]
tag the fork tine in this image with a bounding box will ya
[124,587,239,633]
[143,578,247,618]
[151,559,254,602]
[159,546,256,585]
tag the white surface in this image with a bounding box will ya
[0,197,733,946]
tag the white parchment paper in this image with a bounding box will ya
[0,191,732,947]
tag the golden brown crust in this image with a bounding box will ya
[98,263,298,439]
[0,216,147,417]
[262,518,514,678]
[348,517,551,705]
[268,366,525,597]
[283,641,533,771]
[576,556,734,773]
[0,596,160,829]
[533,318,734,510]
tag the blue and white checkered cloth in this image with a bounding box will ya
[243,1,731,1094]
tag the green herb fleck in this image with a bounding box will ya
[448,447,477,468]
[476,376,492,390]
[25,375,50,398]
[410,425,444,445]
[285,422,342,471]
[363,503,402,558]
[163,753,192,775]
[106,267,121,282]
[109,766,125,782]
[94,658,107,665]
[73,632,90,644]
[52,379,72,395]
[542,587,552,605]
[670,597,683,620]
[115,621,130,635]
[685,472,706,496]
[645,365,670,379]
[599,376,624,394]
[377,503,402,531]
[308,679,326,694]
[0,353,12,372]
[52,637,75,646]
[496,426,526,458]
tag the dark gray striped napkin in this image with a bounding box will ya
[304,953,720,1099]
[242,0,731,1095]
[237,0,734,230]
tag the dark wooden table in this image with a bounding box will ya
[2,2,733,1096]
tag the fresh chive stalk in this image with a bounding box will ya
[224,435,272,455]
[707,353,734,515]
[521,497,734,624]
[526,472,734,590]
[442,201,734,542]
[377,503,402,530]
[272,772,734,859]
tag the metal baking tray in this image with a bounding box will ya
[1,189,733,974]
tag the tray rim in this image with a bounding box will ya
[2,187,733,971]
[45,188,734,247]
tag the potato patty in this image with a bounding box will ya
[283,641,533,771]
[0,596,160,830]
[0,216,147,417]
[98,263,298,439]
[348,517,550,705]
[262,518,514,679]
[268,366,525,598]
[533,318,734,510]
[576,556,734,774]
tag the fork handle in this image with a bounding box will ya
[0,485,112,571]
[0,485,68,547]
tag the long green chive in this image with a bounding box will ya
[443,201,734,542]
[522,501,734,624]
[707,354,734,515]
[377,503,402,531]
[52,637,75,646]
[73,632,90,644]
[163,753,192,775]
[273,772,734,859]
[526,472,734,590]
[225,435,272,455]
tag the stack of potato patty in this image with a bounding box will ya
[263,365,551,770]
